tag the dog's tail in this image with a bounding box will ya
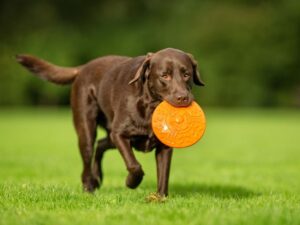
[16,54,80,85]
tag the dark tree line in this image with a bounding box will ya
[0,0,299,107]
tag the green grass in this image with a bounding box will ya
[0,108,300,225]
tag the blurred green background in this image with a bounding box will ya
[1,0,300,107]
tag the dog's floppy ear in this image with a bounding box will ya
[187,53,205,86]
[128,53,153,85]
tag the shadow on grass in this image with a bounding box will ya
[171,183,260,199]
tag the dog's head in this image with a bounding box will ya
[129,48,204,107]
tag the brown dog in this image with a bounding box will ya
[16,48,204,197]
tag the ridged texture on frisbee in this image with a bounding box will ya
[152,101,206,148]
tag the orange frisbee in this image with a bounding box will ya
[152,101,206,148]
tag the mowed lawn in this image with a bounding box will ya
[0,108,300,225]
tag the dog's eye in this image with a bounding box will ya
[183,72,191,78]
[161,73,171,80]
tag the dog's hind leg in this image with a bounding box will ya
[92,135,115,186]
[71,84,100,192]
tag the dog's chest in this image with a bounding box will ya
[130,133,158,152]
[126,98,158,134]
[126,99,160,152]
[125,119,158,152]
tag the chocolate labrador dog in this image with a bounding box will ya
[16,48,204,197]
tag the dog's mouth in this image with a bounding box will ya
[165,98,193,108]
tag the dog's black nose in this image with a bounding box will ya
[176,94,189,104]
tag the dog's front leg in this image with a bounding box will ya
[155,145,173,197]
[110,132,144,189]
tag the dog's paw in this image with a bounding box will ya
[82,177,100,193]
[145,192,167,203]
[125,167,144,189]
